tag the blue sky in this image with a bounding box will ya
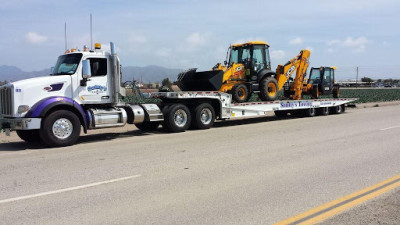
[1,0,400,79]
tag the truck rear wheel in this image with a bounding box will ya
[259,77,278,101]
[135,121,160,132]
[40,110,81,147]
[163,104,191,132]
[16,130,41,143]
[192,103,215,129]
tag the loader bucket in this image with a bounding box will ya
[177,69,224,91]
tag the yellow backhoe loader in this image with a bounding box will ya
[177,41,314,102]
[177,41,280,102]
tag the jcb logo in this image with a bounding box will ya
[286,65,296,77]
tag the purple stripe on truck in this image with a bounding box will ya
[26,96,88,127]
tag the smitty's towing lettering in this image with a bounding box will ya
[280,101,313,108]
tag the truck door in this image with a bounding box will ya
[79,57,111,104]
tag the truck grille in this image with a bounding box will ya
[0,86,13,116]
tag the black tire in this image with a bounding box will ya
[232,84,249,103]
[192,103,215,129]
[330,105,343,114]
[318,107,329,116]
[333,87,340,98]
[284,89,293,99]
[311,86,319,99]
[274,110,288,117]
[39,110,81,147]
[16,130,41,143]
[259,77,279,101]
[303,108,316,117]
[163,104,191,132]
[135,121,160,132]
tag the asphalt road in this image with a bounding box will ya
[0,105,399,225]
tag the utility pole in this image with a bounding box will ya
[356,66,359,88]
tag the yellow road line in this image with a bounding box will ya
[275,174,400,225]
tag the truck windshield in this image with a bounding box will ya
[52,53,83,75]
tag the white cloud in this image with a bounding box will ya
[186,32,207,47]
[270,50,286,60]
[289,37,303,45]
[156,48,172,57]
[327,36,368,53]
[129,33,147,44]
[25,32,47,44]
[327,48,336,53]
[327,40,340,46]
[305,46,314,52]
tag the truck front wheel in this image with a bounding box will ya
[16,130,41,143]
[40,110,81,147]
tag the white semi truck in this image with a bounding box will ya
[0,42,356,147]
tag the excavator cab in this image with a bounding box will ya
[307,66,339,98]
[228,43,271,82]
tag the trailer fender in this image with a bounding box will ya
[25,96,89,133]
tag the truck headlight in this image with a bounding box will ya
[18,105,30,114]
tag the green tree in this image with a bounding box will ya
[161,78,172,89]
[361,77,373,84]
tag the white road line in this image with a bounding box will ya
[0,174,141,204]
[380,126,400,131]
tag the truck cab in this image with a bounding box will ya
[0,42,162,147]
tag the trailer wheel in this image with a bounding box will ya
[330,105,343,114]
[163,104,191,132]
[232,84,249,103]
[318,107,329,116]
[274,110,288,117]
[259,77,278,101]
[341,104,346,113]
[39,110,81,147]
[16,130,41,143]
[192,103,215,129]
[303,108,316,117]
[135,121,160,132]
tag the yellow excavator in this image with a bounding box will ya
[177,41,316,102]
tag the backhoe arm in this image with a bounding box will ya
[275,49,311,100]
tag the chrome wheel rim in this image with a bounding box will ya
[200,108,212,125]
[52,118,73,139]
[174,109,187,127]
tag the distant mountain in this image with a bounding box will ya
[0,65,182,83]
[122,65,182,83]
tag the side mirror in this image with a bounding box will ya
[50,67,55,75]
[82,60,92,79]
[224,61,227,66]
